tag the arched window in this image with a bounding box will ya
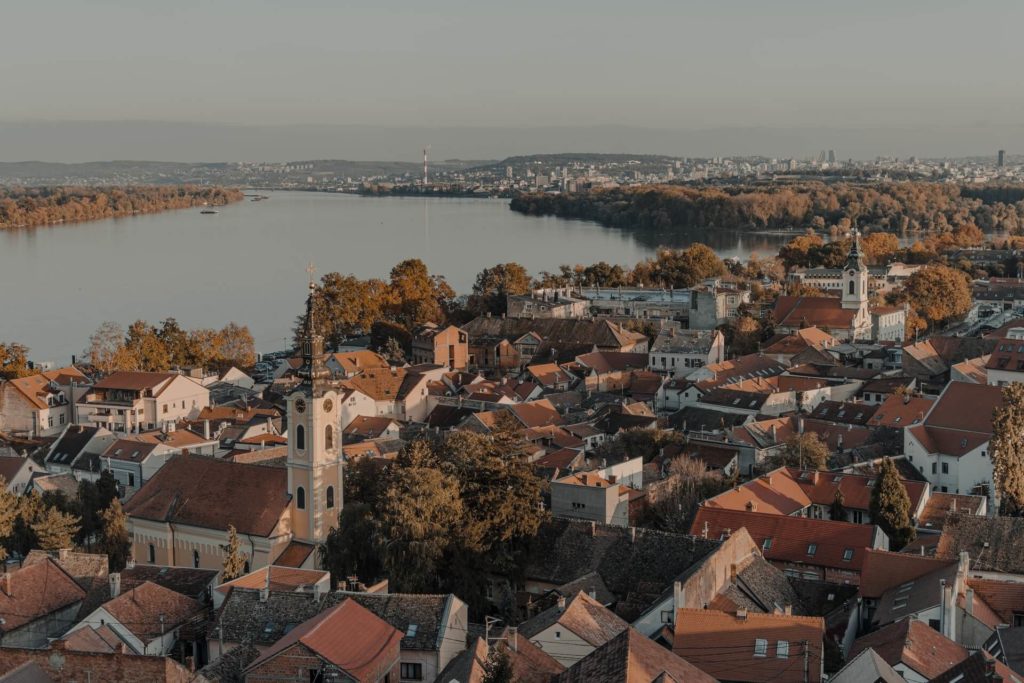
[193,550,200,568]
[296,424,305,450]
[326,486,335,509]
[848,280,855,295]
[325,424,334,450]
[148,544,155,563]
[296,486,306,509]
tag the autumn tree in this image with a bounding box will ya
[99,499,131,571]
[594,428,683,464]
[898,265,972,330]
[32,506,81,551]
[222,525,248,580]
[0,342,34,379]
[728,315,764,356]
[85,321,132,374]
[633,244,726,288]
[386,259,456,328]
[991,383,1024,515]
[125,320,170,371]
[0,478,16,560]
[157,318,192,367]
[870,458,916,550]
[646,457,730,533]
[767,432,830,470]
[469,263,533,316]
[860,232,900,265]
[482,645,514,683]
[216,322,256,368]
[319,502,383,588]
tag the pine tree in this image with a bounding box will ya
[991,383,1024,515]
[870,458,915,550]
[99,499,131,571]
[222,525,248,580]
[31,507,80,551]
[482,644,514,683]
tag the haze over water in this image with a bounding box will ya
[0,191,793,362]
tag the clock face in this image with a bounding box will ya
[322,398,333,413]
[294,398,306,414]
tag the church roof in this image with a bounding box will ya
[774,295,858,329]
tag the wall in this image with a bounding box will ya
[0,646,195,683]
[527,623,594,668]
[550,480,617,525]
[128,517,291,572]
[1,602,82,648]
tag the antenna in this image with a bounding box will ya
[423,144,431,185]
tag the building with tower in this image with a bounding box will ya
[125,281,343,574]
[773,233,906,342]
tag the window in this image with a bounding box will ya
[47,416,53,428]
[848,280,855,295]
[660,610,673,624]
[296,424,305,450]
[326,486,335,509]
[193,550,200,568]
[942,463,949,474]
[852,510,863,524]
[59,413,65,425]
[893,597,909,609]
[325,424,334,450]
[777,640,790,658]
[555,630,562,639]
[244,561,250,574]
[754,638,768,657]
[807,543,817,557]
[148,544,155,563]
[842,548,854,562]
[128,473,135,487]
[762,538,773,551]
[400,663,423,680]
[932,462,937,474]
[162,404,168,414]
[296,486,306,510]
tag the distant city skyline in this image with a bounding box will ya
[3,0,1022,162]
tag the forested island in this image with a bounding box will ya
[0,185,243,229]
[510,182,1024,235]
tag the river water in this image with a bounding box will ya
[0,191,794,362]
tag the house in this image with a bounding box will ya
[986,328,1024,386]
[244,599,402,683]
[344,366,433,423]
[211,588,468,683]
[673,608,825,683]
[550,467,643,528]
[0,558,86,647]
[517,591,629,667]
[119,563,219,604]
[64,580,204,656]
[648,326,725,377]
[859,376,916,405]
[43,424,117,480]
[462,317,648,359]
[507,288,590,319]
[555,627,716,683]
[0,366,88,437]
[703,466,929,526]
[411,323,469,370]
[0,642,198,683]
[79,371,209,433]
[574,351,649,393]
[937,513,1024,574]
[525,362,577,392]
[903,381,1004,498]
[762,327,839,365]
[98,436,177,493]
[849,617,969,683]
[213,566,330,608]
[435,633,564,683]
[691,506,889,584]
[326,350,390,378]
[930,650,1024,683]
[866,393,934,430]
[0,454,44,494]
[828,647,906,683]
[342,415,401,442]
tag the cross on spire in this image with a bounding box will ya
[306,261,317,287]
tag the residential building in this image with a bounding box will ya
[410,323,469,371]
[673,609,825,683]
[507,288,590,318]
[79,371,209,433]
[849,617,969,683]
[0,643,198,683]
[244,599,401,683]
[213,566,329,608]
[0,366,88,437]
[0,454,44,494]
[986,327,1024,386]
[550,461,644,527]
[555,627,716,683]
[43,424,117,481]
[517,591,628,667]
[648,326,725,377]
[0,559,86,648]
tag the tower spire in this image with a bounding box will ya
[298,263,329,392]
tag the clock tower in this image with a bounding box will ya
[841,230,869,312]
[286,279,343,548]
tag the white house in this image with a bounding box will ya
[79,371,209,433]
[648,326,725,377]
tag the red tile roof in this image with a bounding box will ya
[858,549,956,599]
[215,566,326,597]
[691,507,880,572]
[867,394,934,429]
[673,608,825,683]
[101,581,203,643]
[0,559,86,633]
[246,598,401,680]
[774,295,857,330]
[849,618,967,680]
[926,382,1004,434]
[90,371,178,392]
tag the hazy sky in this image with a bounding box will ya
[2,0,1022,159]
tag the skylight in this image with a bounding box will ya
[806,543,817,556]
[406,624,418,638]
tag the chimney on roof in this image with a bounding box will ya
[259,587,269,602]
[313,581,324,602]
[629,526,636,544]
[701,521,709,539]
[966,586,975,617]
[203,420,211,440]
[126,558,135,570]
[590,521,596,537]
[0,572,10,596]
[557,595,566,612]
[58,548,70,562]
[736,608,747,620]
[746,501,756,512]
[729,563,738,583]
[109,572,121,598]
[770,424,778,444]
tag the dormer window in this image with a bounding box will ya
[807,543,817,557]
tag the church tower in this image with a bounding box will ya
[841,230,869,312]
[286,280,343,549]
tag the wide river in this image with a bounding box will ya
[0,191,794,363]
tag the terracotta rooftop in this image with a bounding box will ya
[519,591,628,647]
[0,559,86,633]
[557,627,716,683]
[99,581,203,643]
[858,549,956,599]
[866,393,934,429]
[89,371,178,392]
[673,608,824,683]
[918,492,986,531]
[215,566,327,597]
[124,453,289,536]
[773,295,857,330]
[5,366,87,410]
[849,617,967,680]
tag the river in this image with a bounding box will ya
[0,191,794,363]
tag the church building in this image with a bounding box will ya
[125,281,344,572]
[773,232,906,343]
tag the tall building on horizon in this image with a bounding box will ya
[828,149,836,163]
[999,149,1006,167]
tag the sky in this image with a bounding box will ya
[2,0,1022,160]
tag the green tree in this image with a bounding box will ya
[158,317,192,367]
[469,263,533,316]
[99,499,131,571]
[992,383,1024,515]
[319,502,383,588]
[377,467,464,592]
[870,458,916,550]
[32,506,81,551]
[221,524,248,580]
[482,644,514,683]
[768,432,830,471]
